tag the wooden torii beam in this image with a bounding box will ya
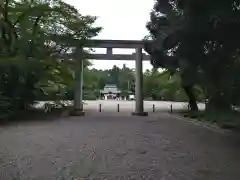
[57,39,151,61]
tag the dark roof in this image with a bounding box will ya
[105,84,117,87]
[100,84,121,94]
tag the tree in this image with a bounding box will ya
[144,0,199,112]
[0,0,101,118]
[119,64,135,92]
[144,0,240,114]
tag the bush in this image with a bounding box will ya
[0,95,12,120]
[83,91,97,100]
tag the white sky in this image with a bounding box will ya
[64,0,155,71]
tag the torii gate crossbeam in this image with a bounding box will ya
[72,39,150,116]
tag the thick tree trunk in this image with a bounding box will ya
[204,65,233,114]
[205,80,232,114]
[205,93,232,114]
[183,85,198,112]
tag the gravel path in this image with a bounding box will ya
[0,113,239,180]
[35,100,206,112]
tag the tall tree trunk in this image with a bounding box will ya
[205,78,232,114]
[205,92,232,114]
[183,85,198,112]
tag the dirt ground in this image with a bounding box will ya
[0,112,239,180]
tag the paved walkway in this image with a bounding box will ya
[0,113,239,180]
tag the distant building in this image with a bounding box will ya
[129,94,135,100]
[100,84,121,100]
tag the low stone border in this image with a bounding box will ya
[162,112,231,135]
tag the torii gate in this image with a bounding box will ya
[72,39,150,116]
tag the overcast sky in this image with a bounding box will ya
[64,0,155,71]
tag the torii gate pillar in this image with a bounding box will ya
[72,48,85,116]
[132,48,148,116]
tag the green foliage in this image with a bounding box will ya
[0,0,101,120]
[145,0,240,114]
[82,65,196,102]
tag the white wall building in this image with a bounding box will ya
[100,84,121,100]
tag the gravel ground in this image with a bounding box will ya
[0,112,239,180]
[35,100,206,112]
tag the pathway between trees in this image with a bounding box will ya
[0,112,239,180]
